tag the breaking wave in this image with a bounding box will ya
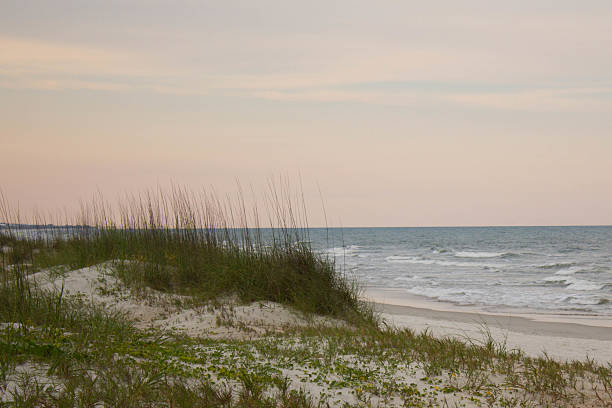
[454,251,506,258]
[385,255,501,269]
[543,276,604,291]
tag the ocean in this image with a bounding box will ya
[4,224,612,316]
[308,226,612,316]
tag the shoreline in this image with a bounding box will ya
[366,288,612,328]
[373,295,612,363]
[373,302,612,341]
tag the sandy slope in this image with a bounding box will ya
[9,262,482,407]
[30,261,341,339]
[2,262,608,406]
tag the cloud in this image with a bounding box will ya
[0,36,188,93]
[0,36,145,75]
[446,87,612,112]
[1,33,611,114]
[250,84,612,113]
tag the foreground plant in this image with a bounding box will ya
[1,186,368,322]
[1,187,611,407]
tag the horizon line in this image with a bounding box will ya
[2,222,612,229]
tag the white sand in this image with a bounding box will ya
[29,263,612,363]
[13,262,472,406]
[0,362,53,403]
[375,300,612,364]
[29,261,344,340]
[3,263,607,406]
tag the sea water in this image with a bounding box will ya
[4,225,612,316]
[308,227,612,316]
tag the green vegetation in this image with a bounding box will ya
[1,188,366,321]
[1,188,611,407]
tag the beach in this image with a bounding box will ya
[4,0,612,404]
[2,260,612,406]
[376,300,612,364]
[315,226,612,365]
[3,216,612,406]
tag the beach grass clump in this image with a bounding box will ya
[0,186,365,321]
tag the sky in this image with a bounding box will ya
[1,0,611,227]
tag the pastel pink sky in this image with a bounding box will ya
[2,1,611,226]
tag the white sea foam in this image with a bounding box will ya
[543,276,569,283]
[538,262,576,270]
[554,266,586,275]
[326,245,361,256]
[543,276,604,291]
[318,227,612,315]
[386,255,433,264]
[561,294,607,306]
[404,286,472,302]
[385,255,501,269]
[454,251,505,258]
[567,280,605,291]
[394,275,421,282]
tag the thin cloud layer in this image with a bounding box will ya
[1,1,611,225]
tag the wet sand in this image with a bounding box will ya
[376,302,612,341]
[374,299,612,363]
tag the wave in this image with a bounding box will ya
[386,255,501,269]
[454,251,506,258]
[403,286,472,302]
[561,295,611,306]
[554,266,587,275]
[537,262,577,270]
[538,262,591,275]
[326,245,361,256]
[543,275,604,291]
[393,275,421,282]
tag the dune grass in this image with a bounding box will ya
[0,186,367,406]
[1,187,612,407]
[0,186,367,321]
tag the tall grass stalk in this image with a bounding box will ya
[0,185,366,320]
